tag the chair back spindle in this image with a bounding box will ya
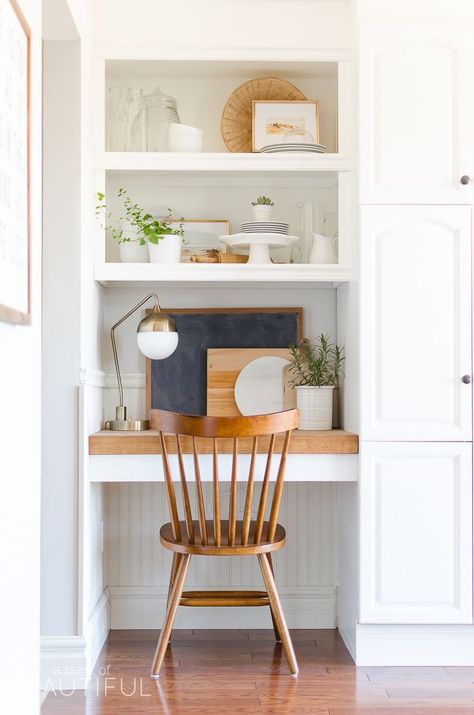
[153,409,299,547]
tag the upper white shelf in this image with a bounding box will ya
[94,151,350,174]
[94,262,353,287]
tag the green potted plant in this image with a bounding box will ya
[288,334,345,430]
[251,195,274,221]
[96,188,184,263]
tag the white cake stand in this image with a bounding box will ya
[219,233,300,264]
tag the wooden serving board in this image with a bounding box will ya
[207,347,296,417]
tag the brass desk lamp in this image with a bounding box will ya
[105,293,178,431]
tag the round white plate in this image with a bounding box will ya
[234,356,290,416]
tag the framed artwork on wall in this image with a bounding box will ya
[168,219,230,260]
[0,0,31,325]
[252,100,320,151]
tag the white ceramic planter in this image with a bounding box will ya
[119,240,149,263]
[148,235,182,263]
[252,205,273,221]
[295,385,334,430]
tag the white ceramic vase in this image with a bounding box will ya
[119,240,149,263]
[295,385,334,430]
[148,235,182,263]
[252,205,273,221]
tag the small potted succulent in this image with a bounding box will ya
[251,195,274,221]
[288,334,345,430]
[96,188,184,263]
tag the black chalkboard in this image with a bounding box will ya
[147,308,302,416]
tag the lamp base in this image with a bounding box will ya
[104,419,150,431]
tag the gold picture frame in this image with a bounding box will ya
[252,100,320,152]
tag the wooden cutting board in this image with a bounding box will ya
[207,348,296,416]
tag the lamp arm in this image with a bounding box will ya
[110,293,160,406]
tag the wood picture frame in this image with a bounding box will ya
[252,100,320,151]
[0,0,31,325]
[169,219,230,260]
[146,307,303,416]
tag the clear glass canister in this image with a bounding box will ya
[144,87,181,151]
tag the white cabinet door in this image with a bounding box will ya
[360,442,472,624]
[360,23,471,204]
[360,205,472,441]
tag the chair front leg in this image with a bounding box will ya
[258,553,298,676]
[151,553,191,678]
[266,553,282,643]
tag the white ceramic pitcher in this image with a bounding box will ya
[309,233,338,264]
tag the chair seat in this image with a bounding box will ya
[160,519,286,555]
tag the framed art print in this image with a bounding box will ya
[0,0,31,324]
[169,219,230,260]
[252,100,320,151]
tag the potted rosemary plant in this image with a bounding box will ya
[96,188,184,263]
[288,334,345,430]
[251,195,274,221]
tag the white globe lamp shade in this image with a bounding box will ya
[137,331,178,360]
[136,307,179,360]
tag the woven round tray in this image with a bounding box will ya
[221,77,307,153]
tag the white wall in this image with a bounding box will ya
[0,0,42,710]
[93,0,353,49]
[42,39,81,637]
[102,285,337,375]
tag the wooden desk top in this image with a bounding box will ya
[89,429,359,456]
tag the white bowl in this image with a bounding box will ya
[169,123,202,137]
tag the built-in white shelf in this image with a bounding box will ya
[95,151,350,174]
[94,262,352,287]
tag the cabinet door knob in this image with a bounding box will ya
[460,175,471,185]
[462,375,471,384]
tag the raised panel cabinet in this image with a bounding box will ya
[359,23,471,204]
[360,205,472,441]
[359,442,472,624]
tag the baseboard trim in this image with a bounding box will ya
[41,589,110,691]
[40,636,87,691]
[109,585,336,629]
[84,588,111,678]
[336,618,356,661]
[356,624,474,666]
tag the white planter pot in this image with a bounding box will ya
[119,240,149,263]
[295,386,334,430]
[148,235,182,263]
[252,205,273,221]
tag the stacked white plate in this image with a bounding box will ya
[240,221,289,235]
[260,143,327,153]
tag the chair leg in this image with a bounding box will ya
[151,553,191,678]
[166,554,182,643]
[258,553,298,676]
[167,554,181,605]
[266,554,282,643]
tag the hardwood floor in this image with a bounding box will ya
[42,629,474,714]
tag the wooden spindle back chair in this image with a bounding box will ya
[150,408,300,677]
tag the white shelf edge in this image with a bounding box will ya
[93,151,351,173]
[94,262,354,287]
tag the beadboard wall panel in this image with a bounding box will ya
[106,481,337,588]
[104,378,339,627]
